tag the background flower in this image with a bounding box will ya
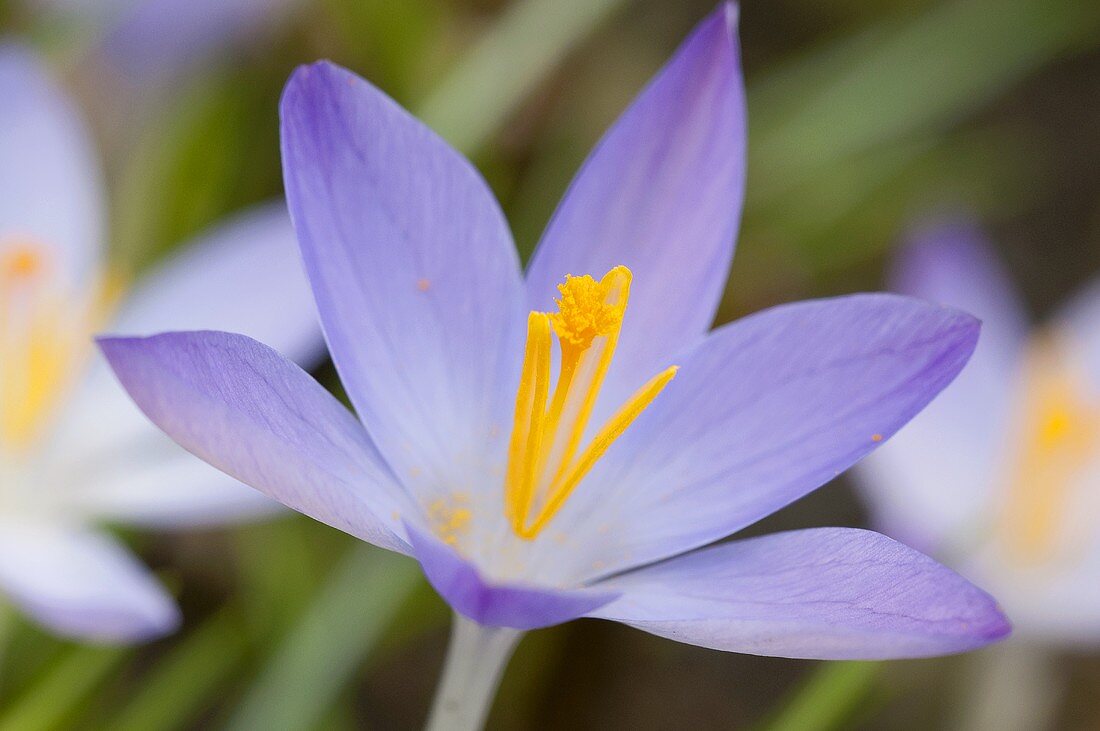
[857,216,1100,644]
[0,44,320,642]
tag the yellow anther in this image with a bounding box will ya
[550,271,626,350]
[1,242,47,283]
[0,249,123,453]
[503,266,677,540]
[1000,332,1100,563]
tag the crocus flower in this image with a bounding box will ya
[0,44,318,642]
[856,216,1100,644]
[100,5,1008,726]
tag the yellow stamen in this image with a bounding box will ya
[505,311,552,530]
[1,244,47,282]
[999,332,1100,562]
[503,266,677,540]
[0,240,122,451]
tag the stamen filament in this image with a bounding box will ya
[505,312,552,534]
[503,265,677,540]
[518,364,678,539]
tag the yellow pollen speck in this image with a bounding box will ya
[417,278,431,292]
[550,273,625,350]
[428,496,472,546]
[871,433,883,442]
[503,266,678,540]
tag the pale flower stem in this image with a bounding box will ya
[425,614,523,731]
[953,641,1061,731]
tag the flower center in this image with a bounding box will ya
[0,238,118,454]
[503,266,677,540]
[999,332,1100,562]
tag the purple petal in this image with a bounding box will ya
[551,294,979,579]
[98,331,410,553]
[280,61,525,499]
[857,217,1027,550]
[407,524,616,630]
[525,3,745,400]
[0,43,105,287]
[0,522,179,643]
[590,528,1010,659]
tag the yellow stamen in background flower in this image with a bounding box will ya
[1,244,47,282]
[1000,332,1100,563]
[503,266,677,540]
[0,240,123,452]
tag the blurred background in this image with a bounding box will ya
[1,0,1099,728]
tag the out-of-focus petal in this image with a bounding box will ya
[68,446,280,527]
[525,3,745,402]
[98,331,411,553]
[280,61,525,499]
[549,294,978,580]
[965,452,1100,645]
[970,550,1100,646]
[99,0,300,80]
[891,217,1028,351]
[590,528,1010,659]
[857,218,1027,551]
[0,522,179,643]
[112,202,320,362]
[51,203,322,504]
[407,525,616,630]
[0,43,105,285]
[1053,276,1100,394]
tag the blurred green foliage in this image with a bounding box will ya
[1,0,1098,728]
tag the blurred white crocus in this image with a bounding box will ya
[0,44,319,642]
[857,218,1100,645]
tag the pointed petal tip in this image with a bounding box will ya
[946,590,1012,654]
[0,524,184,645]
[97,333,154,368]
[698,1,741,58]
[721,1,740,32]
[49,596,182,645]
[902,214,991,265]
[113,600,183,644]
[589,528,1011,659]
[984,609,1013,643]
[280,60,352,114]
